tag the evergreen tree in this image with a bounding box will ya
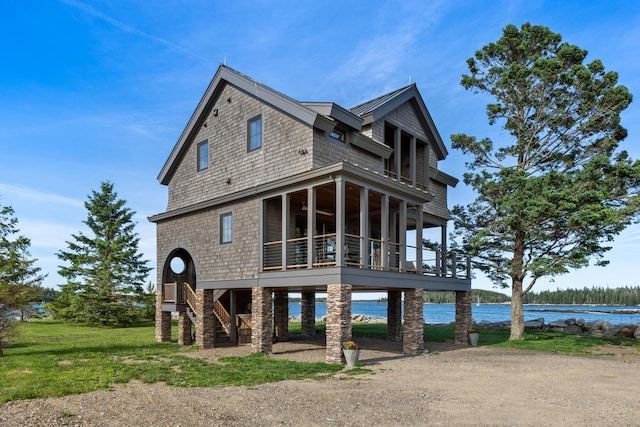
[53,182,151,326]
[451,23,640,339]
[0,203,46,355]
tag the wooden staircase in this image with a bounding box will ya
[183,284,233,345]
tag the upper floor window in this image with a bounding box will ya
[220,212,233,244]
[248,115,262,152]
[197,140,208,171]
[329,129,345,142]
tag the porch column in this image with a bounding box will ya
[251,287,273,354]
[410,135,416,186]
[155,289,171,342]
[177,311,193,346]
[195,289,214,349]
[416,206,423,274]
[360,187,369,268]
[301,290,316,337]
[394,127,401,178]
[455,291,473,345]
[273,290,289,342]
[281,194,290,271]
[335,176,345,267]
[326,284,352,364]
[402,288,424,355]
[306,187,316,269]
[387,290,402,341]
[381,193,389,270]
[399,200,407,271]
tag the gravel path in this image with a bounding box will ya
[1,337,638,426]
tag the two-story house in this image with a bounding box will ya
[150,65,472,363]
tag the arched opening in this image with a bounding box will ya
[161,248,196,303]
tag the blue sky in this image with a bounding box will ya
[1,0,639,295]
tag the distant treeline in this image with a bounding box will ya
[523,286,640,306]
[421,289,510,304]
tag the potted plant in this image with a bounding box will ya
[342,340,361,367]
[468,327,480,346]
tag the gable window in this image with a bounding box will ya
[220,212,233,244]
[197,140,209,171]
[248,115,262,152]
[329,129,345,142]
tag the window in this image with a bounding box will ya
[329,129,345,142]
[220,212,233,244]
[248,115,262,151]
[197,140,208,171]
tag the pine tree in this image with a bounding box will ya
[53,182,151,326]
[1,203,46,355]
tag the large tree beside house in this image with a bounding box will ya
[53,182,151,327]
[451,23,640,340]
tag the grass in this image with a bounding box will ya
[0,319,342,403]
[2,319,638,403]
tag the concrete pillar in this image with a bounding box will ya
[155,290,171,342]
[455,291,473,345]
[251,287,273,354]
[273,290,289,342]
[326,284,352,364]
[301,291,316,337]
[403,288,424,355]
[177,311,193,346]
[195,289,214,349]
[387,290,403,341]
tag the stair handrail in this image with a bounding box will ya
[183,282,197,313]
[213,300,232,335]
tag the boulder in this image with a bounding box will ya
[565,318,577,325]
[566,324,583,335]
[576,318,585,327]
[617,325,637,338]
[588,319,606,330]
[635,326,640,339]
[604,326,621,337]
[548,320,568,328]
[524,318,544,329]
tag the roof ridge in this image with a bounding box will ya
[349,83,416,116]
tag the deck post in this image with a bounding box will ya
[155,289,171,342]
[273,290,289,342]
[325,284,352,364]
[402,288,424,355]
[195,289,214,349]
[387,290,402,341]
[301,290,316,337]
[177,311,193,346]
[455,291,473,345]
[251,287,273,354]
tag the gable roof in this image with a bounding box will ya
[350,84,449,160]
[158,65,336,185]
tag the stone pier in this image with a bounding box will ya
[403,288,424,355]
[455,290,472,345]
[177,311,193,346]
[155,289,171,342]
[273,290,289,342]
[195,289,214,349]
[301,291,316,337]
[251,287,273,354]
[326,284,352,364]
[387,290,402,341]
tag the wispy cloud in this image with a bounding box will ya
[0,184,84,208]
[59,0,214,66]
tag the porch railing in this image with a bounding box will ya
[262,235,470,279]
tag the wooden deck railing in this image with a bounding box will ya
[184,283,197,313]
[214,300,231,335]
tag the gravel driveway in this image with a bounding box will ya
[1,337,638,426]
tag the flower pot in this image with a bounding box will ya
[343,349,360,367]
[468,332,480,347]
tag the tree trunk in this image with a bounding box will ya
[510,281,524,340]
[510,230,525,340]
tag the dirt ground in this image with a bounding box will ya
[1,336,639,426]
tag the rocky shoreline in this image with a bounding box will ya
[476,317,640,339]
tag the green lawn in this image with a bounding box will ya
[2,319,637,403]
[0,320,342,403]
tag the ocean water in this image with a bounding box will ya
[288,302,640,325]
